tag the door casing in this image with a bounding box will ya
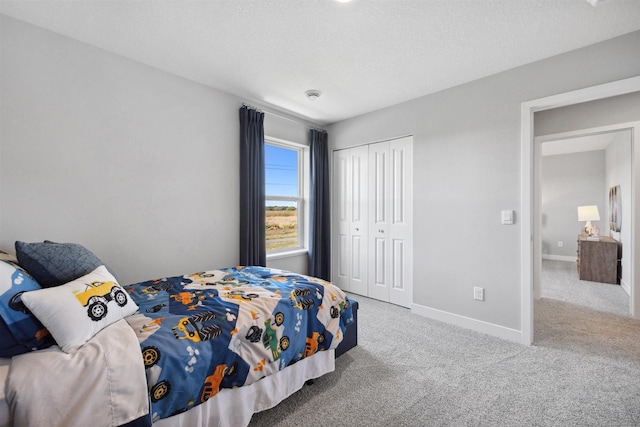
[521,76,640,345]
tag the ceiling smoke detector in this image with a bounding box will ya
[305,90,321,101]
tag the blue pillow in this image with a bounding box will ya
[0,259,54,357]
[15,241,106,288]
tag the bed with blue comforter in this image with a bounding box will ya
[124,266,354,422]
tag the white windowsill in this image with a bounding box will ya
[266,248,308,261]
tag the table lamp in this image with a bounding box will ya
[577,205,600,235]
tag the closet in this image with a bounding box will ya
[332,136,413,308]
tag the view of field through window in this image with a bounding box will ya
[266,205,298,250]
[266,144,299,251]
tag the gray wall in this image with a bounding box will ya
[0,15,312,283]
[540,151,607,258]
[328,30,640,332]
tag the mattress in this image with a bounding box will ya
[0,358,9,427]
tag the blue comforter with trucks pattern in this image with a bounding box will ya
[124,266,353,421]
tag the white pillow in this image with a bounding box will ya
[21,265,138,352]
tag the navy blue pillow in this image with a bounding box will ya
[0,317,29,357]
[15,241,106,288]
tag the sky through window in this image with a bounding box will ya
[266,144,298,206]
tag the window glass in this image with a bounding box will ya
[265,143,301,251]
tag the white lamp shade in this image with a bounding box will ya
[577,205,600,221]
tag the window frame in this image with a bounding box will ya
[264,137,309,257]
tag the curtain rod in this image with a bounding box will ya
[241,102,326,132]
[241,102,261,112]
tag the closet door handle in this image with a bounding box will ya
[355,228,359,232]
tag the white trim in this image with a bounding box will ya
[266,248,308,261]
[521,75,640,346]
[521,97,534,346]
[411,303,521,343]
[541,254,577,262]
[267,196,299,202]
[621,279,631,296]
[536,123,637,144]
[331,133,413,151]
[265,136,308,149]
[522,76,640,113]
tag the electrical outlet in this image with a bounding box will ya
[473,287,484,301]
[557,241,564,248]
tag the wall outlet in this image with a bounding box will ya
[473,287,484,301]
[557,241,564,248]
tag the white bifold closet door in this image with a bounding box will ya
[367,136,413,307]
[333,145,369,296]
[332,136,413,308]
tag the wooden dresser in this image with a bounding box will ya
[576,235,620,284]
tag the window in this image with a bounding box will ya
[265,138,307,253]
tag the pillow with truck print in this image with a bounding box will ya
[21,265,138,353]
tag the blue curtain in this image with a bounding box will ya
[239,106,266,266]
[309,129,330,280]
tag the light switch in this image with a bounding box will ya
[501,210,514,225]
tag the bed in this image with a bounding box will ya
[0,243,356,427]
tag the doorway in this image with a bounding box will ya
[537,127,632,317]
[520,76,640,345]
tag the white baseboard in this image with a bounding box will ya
[542,254,577,262]
[621,279,631,296]
[411,303,522,344]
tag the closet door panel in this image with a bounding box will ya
[332,150,350,291]
[389,136,413,308]
[368,141,391,301]
[348,145,369,296]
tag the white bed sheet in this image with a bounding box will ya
[0,358,9,427]
[154,349,335,427]
[6,320,148,427]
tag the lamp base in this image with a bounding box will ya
[583,219,593,236]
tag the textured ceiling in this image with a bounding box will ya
[1,0,640,125]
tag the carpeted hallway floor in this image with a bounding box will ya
[541,259,629,317]
[249,264,640,427]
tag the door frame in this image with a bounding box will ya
[521,75,640,345]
